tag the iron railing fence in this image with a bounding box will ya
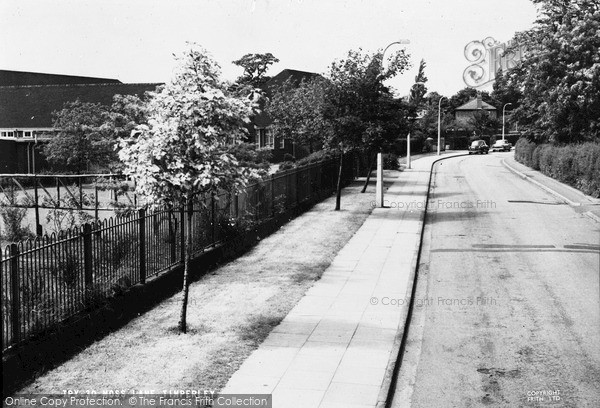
[1,155,354,352]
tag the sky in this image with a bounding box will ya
[0,0,538,96]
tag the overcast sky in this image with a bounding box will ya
[1,0,538,96]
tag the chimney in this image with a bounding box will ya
[477,94,482,109]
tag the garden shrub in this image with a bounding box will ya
[295,150,335,167]
[515,138,600,197]
[0,187,34,242]
[278,161,295,171]
[383,153,400,170]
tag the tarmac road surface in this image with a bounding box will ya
[392,153,600,408]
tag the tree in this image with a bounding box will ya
[324,48,410,208]
[504,0,600,143]
[408,59,428,116]
[266,76,331,154]
[416,91,453,140]
[44,100,112,173]
[491,69,522,110]
[233,53,280,87]
[44,94,151,173]
[119,44,259,333]
[467,110,501,139]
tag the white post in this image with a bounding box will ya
[502,103,512,141]
[407,133,411,169]
[437,96,445,155]
[376,152,384,207]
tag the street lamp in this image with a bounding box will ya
[375,40,410,207]
[381,40,411,68]
[437,96,446,155]
[502,103,512,141]
[381,39,410,169]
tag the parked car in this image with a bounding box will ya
[490,140,512,152]
[468,140,489,154]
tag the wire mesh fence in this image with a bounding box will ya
[1,155,354,353]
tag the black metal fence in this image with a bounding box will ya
[1,156,354,352]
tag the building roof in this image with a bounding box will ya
[0,70,121,87]
[261,69,323,97]
[455,98,497,111]
[0,83,161,128]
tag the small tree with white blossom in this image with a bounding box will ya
[119,44,259,333]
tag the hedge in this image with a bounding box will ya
[514,138,600,198]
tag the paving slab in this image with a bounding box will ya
[222,153,466,407]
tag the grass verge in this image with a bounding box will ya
[16,174,398,394]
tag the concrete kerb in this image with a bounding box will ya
[584,211,600,223]
[501,158,600,224]
[500,158,579,206]
[375,153,470,408]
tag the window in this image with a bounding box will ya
[265,128,274,148]
[24,131,32,138]
[1,131,14,138]
[276,137,284,149]
[255,128,264,147]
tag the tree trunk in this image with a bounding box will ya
[178,194,193,333]
[335,152,343,211]
[361,152,376,193]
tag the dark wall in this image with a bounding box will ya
[0,140,48,174]
[0,139,18,173]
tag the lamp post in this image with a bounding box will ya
[437,96,446,155]
[381,40,411,65]
[375,39,410,207]
[502,103,512,141]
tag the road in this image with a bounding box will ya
[392,153,600,407]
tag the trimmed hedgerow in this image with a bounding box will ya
[514,138,600,198]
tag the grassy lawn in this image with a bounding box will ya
[16,174,398,394]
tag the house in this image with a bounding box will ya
[0,70,161,173]
[454,95,497,127]
[250,69,322,162]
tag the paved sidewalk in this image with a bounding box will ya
[222,153,463,408]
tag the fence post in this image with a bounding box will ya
[138,209,146,284]
[211,195,216,244]
[180,204,185,263]
[10,244,20,345]
[169,208,176,264]
[285,170,290,208]
[296,168,300,206]
[94,184,99,224]
[270,174,275,216]
[82,223,93,288]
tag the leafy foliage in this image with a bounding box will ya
[232,53,280,87]
[44,94,150,173]
[499,0,600,143]
[118,44,260,207]
[119,44,262,333]
[44,100,112,173]
[0,187,33,242]
[226,143,272,177]
[467,110,501,138]
[515,138,600,197]
[324,48,411,153]
[408,59,428,116]
[266,76,331,153]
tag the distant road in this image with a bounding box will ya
[393,153,600,407]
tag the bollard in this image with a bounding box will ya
[376,153,384,208]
